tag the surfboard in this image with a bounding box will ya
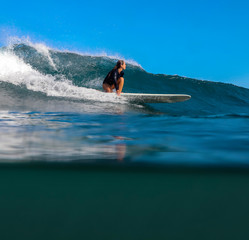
[119,93,191,103]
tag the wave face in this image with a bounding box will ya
[1,43,249,116]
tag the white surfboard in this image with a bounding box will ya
[119,93,191,103]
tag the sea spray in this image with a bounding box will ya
[0,49,126,103]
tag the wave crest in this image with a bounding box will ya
[0,39,249,116]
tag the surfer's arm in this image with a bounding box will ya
[113,71,119,91]
[116,76,124,96]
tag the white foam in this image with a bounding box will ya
[0,51,126,103]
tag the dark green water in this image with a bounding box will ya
[1,165,249,240]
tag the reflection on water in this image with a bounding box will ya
[1,111,249,167]
[0,111,130,162]
[114,136,127,161]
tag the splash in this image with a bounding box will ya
[6,36,57,70]
[0,50,126,103]
[5,36,142,68]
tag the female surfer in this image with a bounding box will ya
[103,60,126,95]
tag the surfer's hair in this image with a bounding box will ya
[113,60,124,70]
[117,60,124,68]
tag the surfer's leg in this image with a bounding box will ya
[117,77,124,93]
[103,83,113,92]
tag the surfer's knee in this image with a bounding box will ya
[103,83,112,92]
[105,88,112,93]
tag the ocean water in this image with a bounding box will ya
[0,42,249,167]
[2,41,249,240]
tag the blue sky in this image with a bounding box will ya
[1,0,249,88]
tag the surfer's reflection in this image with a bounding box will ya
[101,136,127,162]
[113,136,127,162]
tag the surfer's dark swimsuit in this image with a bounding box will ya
[103,69,124,91]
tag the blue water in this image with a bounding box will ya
[0,42,249,167]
